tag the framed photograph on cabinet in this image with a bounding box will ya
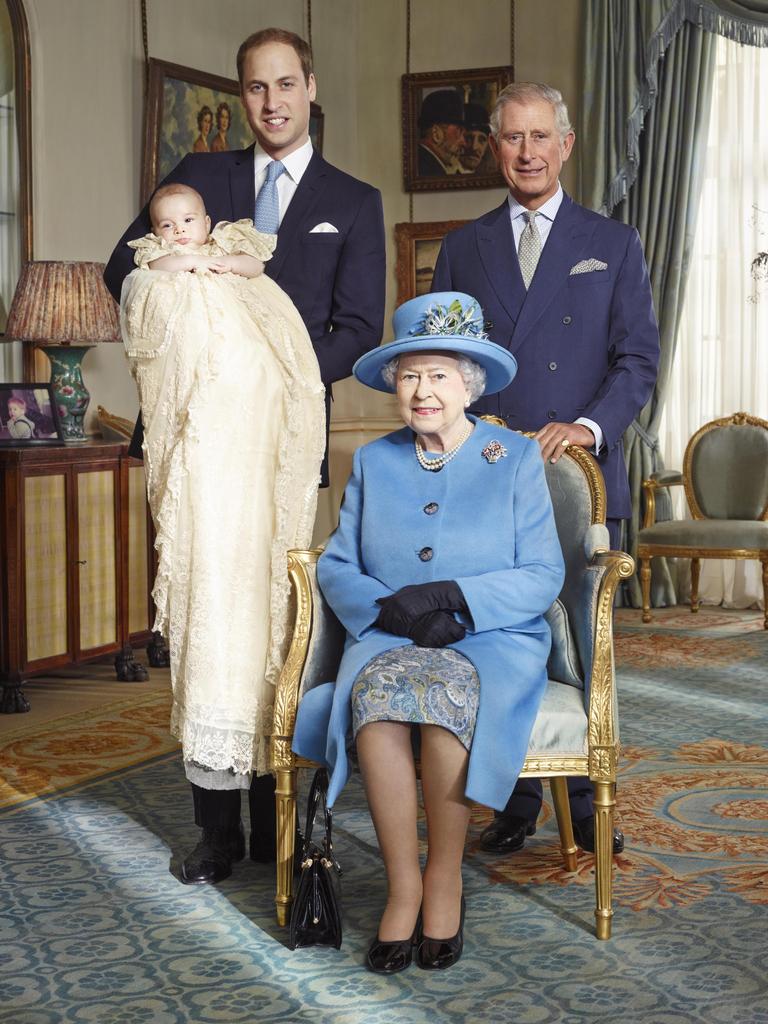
[394,221,468,305]
[401,65,512,192]
[141,58,324,204]
[0,383,64,445]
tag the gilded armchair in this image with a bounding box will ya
[638,412,768,628]
[270,442,633,939]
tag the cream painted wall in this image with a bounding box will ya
[20,0,582,531]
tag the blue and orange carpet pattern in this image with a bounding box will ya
[1,608,766,1023]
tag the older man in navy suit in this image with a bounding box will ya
[432,82,659,857]
[105,28,385,887]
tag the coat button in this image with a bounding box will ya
[418,547,433,561]
[484,319,494,331]
[547,409,557,420]
[562,315,573,325]
[548,361,557,371]
[423,502,439,515]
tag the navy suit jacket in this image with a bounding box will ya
[432,194,659,520]
[104,146,386,477]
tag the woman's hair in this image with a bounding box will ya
[489,82,572,141]
[216,102,231,127]
[196,105,213,131]
[381,354,487,403]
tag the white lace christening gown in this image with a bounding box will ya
[120,220,325,785]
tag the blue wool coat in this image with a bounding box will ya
[291,417,565,810]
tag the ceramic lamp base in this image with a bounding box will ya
[41,345,95,442]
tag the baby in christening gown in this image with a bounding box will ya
[120,183,325,791]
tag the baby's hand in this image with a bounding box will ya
[213,254,265,279]
[147,253,224,273]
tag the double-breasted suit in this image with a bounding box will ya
[292,418,565,811]
[104,145,386,475]
[432,193,660,521]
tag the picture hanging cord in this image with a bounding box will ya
[140,0,149,100]
[406,0,413,221]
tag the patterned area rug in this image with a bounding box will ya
[1,608,766,1024]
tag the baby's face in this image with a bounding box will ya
[151,193,211,247]
[8,401,25,421]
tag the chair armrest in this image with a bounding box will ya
[271,548,323,771]
[641,471,683,529]
[585,550,634,781]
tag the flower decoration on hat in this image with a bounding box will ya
[409,299,488,341]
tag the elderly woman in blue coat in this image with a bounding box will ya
[293,291,565,973]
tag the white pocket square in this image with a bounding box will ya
[309,222,339,233]
[569,258,608,275]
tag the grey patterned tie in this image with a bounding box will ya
[253,160,285,234]
[518,210,542,289]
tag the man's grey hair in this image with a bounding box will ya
[490,82,573,141]
[381,354,487,404]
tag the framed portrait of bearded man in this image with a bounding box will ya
[401,65,513,192]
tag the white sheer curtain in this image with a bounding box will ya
[660,34,768,610]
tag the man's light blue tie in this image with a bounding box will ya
[253,160,285,234]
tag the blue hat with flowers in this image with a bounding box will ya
[353,291,517,395]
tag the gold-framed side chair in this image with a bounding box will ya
[638,412,768,628]
[270,441,633,938]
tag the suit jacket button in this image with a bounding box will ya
[547,409,557,420]
[548,361,557,371]
[484,319,494,331]
[423,502,439,515]
[562,315,573,325]
[418,547,433,561]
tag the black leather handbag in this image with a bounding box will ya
[288,767,343,950]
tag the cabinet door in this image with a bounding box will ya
[24,473,69,664]
[76,466,120,656]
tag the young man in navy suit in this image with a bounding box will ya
[105,28,385,885]
[432,82,660,857]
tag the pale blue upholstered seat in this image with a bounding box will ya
[638,412,768,628]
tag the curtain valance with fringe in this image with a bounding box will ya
[582,0,768,217]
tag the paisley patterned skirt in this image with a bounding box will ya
[351,646,480,750]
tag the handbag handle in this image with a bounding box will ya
[302,767,335,861]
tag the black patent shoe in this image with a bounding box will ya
[416,896,465,971]
[365,915,421,975]
[572,816,625,855]
[479,815,536,854]
[180,822,245,884]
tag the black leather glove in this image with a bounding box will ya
[410,610,466,648]
[374,580,468,636]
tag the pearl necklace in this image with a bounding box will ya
[414,420,473,472]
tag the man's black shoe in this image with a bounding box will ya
[479,815,536,854]
[180,823,245,884]
[572,816,625,855]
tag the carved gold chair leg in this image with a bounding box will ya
[640,556,652,623]
[761,557,768,630]
[690,557,701,613]
[549,776,578,872]
[592,779,616,940]
[274,766,298,927]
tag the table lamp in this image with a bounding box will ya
[4,261,121,442]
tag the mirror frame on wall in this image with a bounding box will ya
[4,0,33,380]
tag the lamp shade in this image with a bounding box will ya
[4,260,120,345]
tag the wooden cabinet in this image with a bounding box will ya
[0,441,153,709]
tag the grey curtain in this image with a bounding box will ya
[581,0,768,606]
[614,22,715,605]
